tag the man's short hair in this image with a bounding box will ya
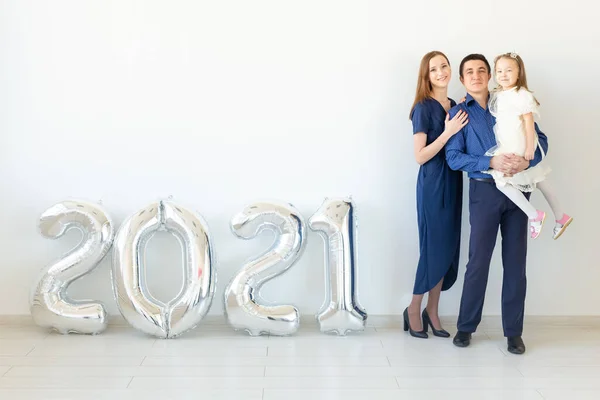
[459,54,491,78]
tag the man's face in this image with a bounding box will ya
[460,60,491,94]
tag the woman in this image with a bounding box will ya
[405,51,467,338]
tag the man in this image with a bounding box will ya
[445,54,549,355]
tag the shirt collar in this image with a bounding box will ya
[465,93,476,105]
[464,92,490,107]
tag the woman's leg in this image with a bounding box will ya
[426,278,444,330]
[407,294,424,331]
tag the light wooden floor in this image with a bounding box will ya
[0,315,599,399]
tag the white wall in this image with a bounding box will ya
[1,0,598,317]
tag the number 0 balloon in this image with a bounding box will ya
[111,201,216,338]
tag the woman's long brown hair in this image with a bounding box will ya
[409,51,450,119]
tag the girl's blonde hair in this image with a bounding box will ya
[494,53,540,105]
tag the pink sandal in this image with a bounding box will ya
[530,210,546,239]
[553,214,573,240]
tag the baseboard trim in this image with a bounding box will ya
[3,314,600,327]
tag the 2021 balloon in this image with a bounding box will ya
[32,197,368,338]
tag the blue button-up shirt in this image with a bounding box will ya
[445,93,549,179]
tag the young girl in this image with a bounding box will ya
[487,52,572,239]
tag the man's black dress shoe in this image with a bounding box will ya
[507,336,526,355]
[453,331,472,347]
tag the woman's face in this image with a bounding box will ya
[428,55,451,90]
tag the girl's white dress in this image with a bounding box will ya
[486,87,551,192]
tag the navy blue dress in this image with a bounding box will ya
[411,98,463,294]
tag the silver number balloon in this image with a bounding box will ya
[31,200,114,335]
[224,201,306,336]
[309,197,367,335]
[111,201,215,338]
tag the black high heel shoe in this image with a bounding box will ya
[422,309,450,338]
[403,308,428,339]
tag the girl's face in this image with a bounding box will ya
[428,55,451,90]
[495,57,519,89]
